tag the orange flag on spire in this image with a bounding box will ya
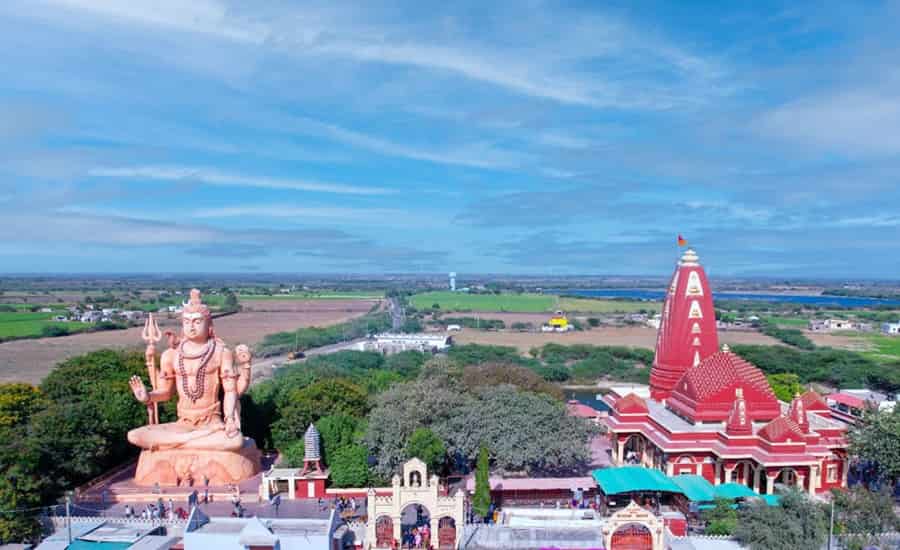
[677,234,687,247]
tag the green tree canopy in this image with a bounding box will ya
[702,498,737,536]
[832,486,899,536]
[472,444,491,518]
[271,378,367,449]
[849,406,900,482]
[767,373,803,402]
[405,428,447,474]
[365,379,595,477]
[0,383,44,429]
[329,444,370,488]
[734,490,827,550]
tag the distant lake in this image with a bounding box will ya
[564,389,611,412]
[552,289,900,308]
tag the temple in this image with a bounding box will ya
[605,248,849,495]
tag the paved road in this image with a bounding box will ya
[249,338,367,385]
[389,296,405,331]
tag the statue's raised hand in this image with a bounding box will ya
[129,375,150,404]
[235,344,251,366]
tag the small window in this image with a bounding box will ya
[827,465,838,483]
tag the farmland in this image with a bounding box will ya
[238,291,384,300]
[0,298,379,384]
[859,334,900,361]
[453,325,782,353]
[411,291,658,314]
[0,311,91,341]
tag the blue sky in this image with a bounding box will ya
[1,1,899,277]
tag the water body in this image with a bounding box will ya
[553,288,900,308]
[564,389,611,412]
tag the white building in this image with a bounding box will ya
[353,333,452,354]
[882,322,900,335]
[183,508,339,550]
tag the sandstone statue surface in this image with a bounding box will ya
[127,289,260,486]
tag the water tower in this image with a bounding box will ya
[449,272,457,292]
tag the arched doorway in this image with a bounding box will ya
[623,435,647,465]
[611,523,653,550]
[375,516,394,548]
[437,517,456,549]
[401,503,430,548]
[775,468,797,488]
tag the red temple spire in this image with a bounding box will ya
[725,387,752,436]
[650,248,720,400]
[789,392,810,433]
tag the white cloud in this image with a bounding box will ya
[191,205,401,220]
[34,0,728,110]
[89,165,392,195]
[758,91,900,155]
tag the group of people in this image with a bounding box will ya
[317,496,360,515]
[401,522,431,549]
[122,500,188,520]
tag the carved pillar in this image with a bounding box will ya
[714,461,721,486]
[752,467,760,493]
[288,476,296,500]
[617,438,625,466]
[766,473,775,494]
[665,461,674,477]
[809,464,819,495]
[724,466,735,485]
[841,458,849,488]
[797,473,806,493]
[695,459,703,477]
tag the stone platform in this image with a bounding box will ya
[134,437,261,487]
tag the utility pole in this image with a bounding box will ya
[65,491,72,545]
[827,498,834,550]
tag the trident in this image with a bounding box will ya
[142,313,162,425]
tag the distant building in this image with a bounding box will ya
[882,322,900,335]
[80,311,103,323]
[446,324,462,332]
[810,319,858,332]
[541,311,571,332]
[353,333,452,354]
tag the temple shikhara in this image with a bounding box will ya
[604,249,849,495]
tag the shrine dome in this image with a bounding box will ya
[650,248,719,400]
[758,416,805,444]
[666,345,781,423]
[615,393,649,415]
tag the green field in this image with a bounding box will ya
[411,292,659,314]
[763,317,809,327]
[860,334,900,361]
[0,311,91,340]
[558,297,660,314]
[411,292,555,312]
[239,291,383,300]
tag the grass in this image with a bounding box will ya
[412,291,660,314]
[763,316,809,327]
[860,334,900,361]
[0,311,92,340]
[239,291,384,300]
[411,291,555,313]
[558,297,660,313]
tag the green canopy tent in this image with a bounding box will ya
[592,466,682,495]
[714,482,758,500]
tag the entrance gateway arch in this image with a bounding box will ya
[602,501,664,550]
[366,459,465,549]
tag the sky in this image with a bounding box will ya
[1,1,899,277]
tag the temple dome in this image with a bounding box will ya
[799,390,830,413]
[649,248,719,400]
[758,416,805,443]
[615,393,649,414]
[304,424,321,461]
[666,347,781,423]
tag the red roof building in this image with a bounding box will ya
[604,248,849,496]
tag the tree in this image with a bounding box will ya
[472,444,491,518]
[223,291,239,311]
[461,363,563,399]
[329,444,370,488]
[0,384,44,429]
[0,463,43,544]
[405,428,446,474]
[849,406,900,483]
[271,378,368,449]
[734,489,827,550]
[767,373,803,402]
[317,414,361,464]
[702,498,737,535]
[365,380,595,477]
[832,486,899,536]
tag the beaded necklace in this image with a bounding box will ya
[177,339,216,402]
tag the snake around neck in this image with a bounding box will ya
[177,339,216,403]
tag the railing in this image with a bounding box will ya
[48,515,187,528]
